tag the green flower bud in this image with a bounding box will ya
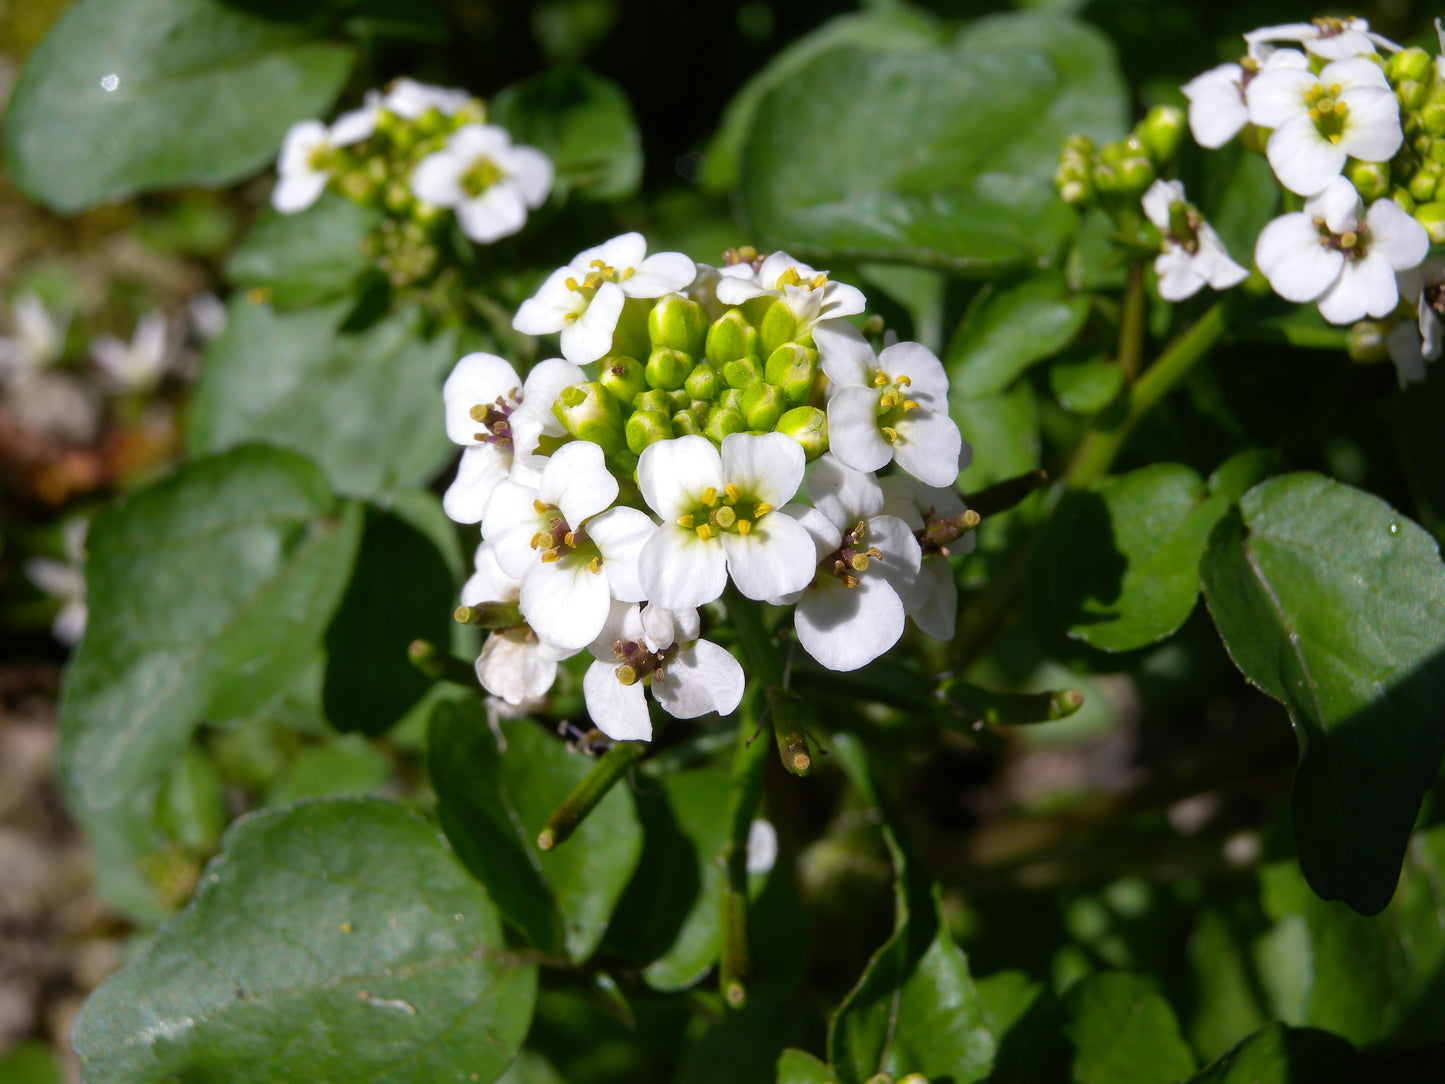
[1391,187,1417,213]
[415,108,450,139]
[552,382,625,452]
[704,406,746,444]
[1398,80,1430,113]
[1091,161,1119,193]
[1058,178,1092,206]
[684,362,723,401]
[775,406,828,460]
[740,383,785,431]
[1431,139,1445,166]
[1116,155,1156,196]
[1347,159,1391,202]
[625,409,674,455]
[1136,105,1185,166]
[648,293,707,356]
[1409,162,1441,203]
[645,347,693,391]
[1346,320,1390,362]
[705,309,759,366]
[1387,47,1434,87]
[337,169,376,204]
[1414,201,1445,244]
[721,354,764,390]
[634,388,671,413]
[600,354,647,405]
[673,407,706,437]
[612,297,654,362]
[1062,134,1095,158]
[764,342,818,407]
[759,298,799,356]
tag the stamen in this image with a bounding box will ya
[533,499,550,514]
[565,276,581,291]
[849,553,871,572]
[677,514,695,528]
[540,550,560,563]
[808,273,828,290]
[530,532,548,550]
[873,370,889,387]
[896,374,911,387]
[469,404,490,422]
[563,532,576,547]
[696,524,712,541]
[588,556,602,574]
[701,486,718,506]
[881,425,899,443]
[737,519,751,535]
[724,483,741,503]
[754,502,772,518]
[902,400,919,412]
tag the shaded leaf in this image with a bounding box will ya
[1064,971,1196,1084]
[226,194,382,309]
[776,1048,837,1084]
[1201,474,1445,913]
[946,273,1090,398]
[72,798,537,1084]
[1050,353,1124,415]
[4,0,353,212]
[57,446,363,810]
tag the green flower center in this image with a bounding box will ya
[1306,83,1349,144]
[872,368,920,444]
[675,483,772,540]
[460,156,504,199]
[564,259,636,315]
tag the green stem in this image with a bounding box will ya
[537,739,650,850]
[1117,260,1147,383]
[1065,298,1232,488]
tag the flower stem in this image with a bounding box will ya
[1117,260,1147,383]
[536,739,650,850]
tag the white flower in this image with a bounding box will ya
[482,442,655,651]
[90,311,171,393]
[783,457,922,672]
[1255,177,1428,324]
[1247,53,1402,196]
[462,542,576,705]
[714,251,866,340]
[513,233,697,364]
[187,293,228,343]
[636,432,815,609]
[272,112,374,214]
[745,819,777,875]
[1387,258,1445,386]
[382,78,474,119]
[814,322,965,488]
[1245,17,1398,61]
[442,352,585,523]
[879,474,973,640]
[410,125,553,244]
[1180,49,1308,149]
[1141,181,1248,301]
[0,293,67,384]
[581,601,744,741]
[25,517,87,646]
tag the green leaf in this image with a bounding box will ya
[322,501,459,735]
[1050,353,1124,415]
[1063,972,1197,1084]
[776,1049,838,1084]
[700,6,946,193]
[955,380,1040,492]
[57,446,363,811]
[1185,1022,1374,1084]
[0,1042,61,1084]
[264,735,393,805]
[491,66,641,201]
[945,273,1090,398]
[189,298,459,499]
[71,798,537,1084]
[226,194,382,308]
[428,702,644,961]
[1041,461,1246,652]
[741,12,1126,273]
[1201,473,1445,914]
[4,0,354,212]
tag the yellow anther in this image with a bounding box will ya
[565,276,581,291]
[696,524,713,541]
[563,312,580,324]
[590,259,608,271]
[724,483,742,502]
[754,502,772,518]
[701,486,718,506]
[879,392,899,409]
[622,267,635,280]
[469,404,490,422]
[588,556,602,574]
[677,513,695,528]
[563,532,576,547]
[896,374,910,386]
[583,271,604,290]
[808,273,828,290]
[902,399,919,412]
[777,266,803,288]
[849,553,871,572]
[540,550,560,563]
[873,370,889,387]
[866,546,882,559]
[843,574,860,589]
[881,426,899,443]
[616,664,639,686]
[533,499,550,514]
[530,532,548,550]
[713,506,737,529]
[737,519,751,535]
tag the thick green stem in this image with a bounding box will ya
[1117,260,1147,383]
[537,739,650,850]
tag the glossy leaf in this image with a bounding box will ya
[189,298,459,499]
[945,273,1090,398]
[1064,971,1196,1084]
[226,194,382,309]
[1050,353,1124,414]
[1201,473,1445,913]
[741,12,1126,273]
[71,798,537,1084]
[4,0,353,212]
[57,446,363,810]
[776,1049,838,1084]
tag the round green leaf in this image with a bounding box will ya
[57,446,363,811]
[1064,972,1196,1084]
[71,798,538,1084]
[4,0,354,212]
[1201,473,1445,914]
[946,273,1090,399]
[741,12,1126,273]
[226,194,383,309]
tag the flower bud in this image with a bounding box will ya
[740,382,785,431]
[1346,320,1390,362]
[1347,159,1391,202]
[1136,105,1185,166]
[600,355,646,405]
[612,297,654,362]
[648,293,708,356]
[764,342,818,407]
[1091,161,1118,193]
[1391,187,1417,213]
[1409,162,1441,203]
[1063,134,1095,158]
[1422,104,1445,139]
[1397,80,1431,113]
[1414,201,1445,244]
[625,409,674,455]
[1116,155,1156,196]
[1388,47,1434,87]
[759,298,799,355]
[705,309,759,365]
[634,388,670,414]
[775,406,828,460]
[672,407,706,437]
[552,381,625,452]
[722,354,764,389]
[645,347,693,391]
[704,406,746,443]
[684,362,723,401]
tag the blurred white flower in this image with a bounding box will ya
[410,125,553,244]
[25,518,88,646]
[1245,17,1397,61]
[0,293,68,385]
[1180,49,1307,150]
[1388,258,1445,387]
[91,311,171,393]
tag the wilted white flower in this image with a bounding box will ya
[462,541,576,705]
[1141,180,1248,301]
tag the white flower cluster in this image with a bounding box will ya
[443,234,975,742]
[1167,16,1445,385]
[273,78,552,245]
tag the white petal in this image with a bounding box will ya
[1387,321,1428,386]
[878,341,948,405]
[1318,56,1391,92]
[444,352,521,444]
[638,435,723,520]
[461,542,519,606]
[865,514,924,597]
[1141,179,1185,231]
[815,321,876,387]
[1155,248,1206,301]
[272,170,327,214]
[622,252,697,297]
[1266,115,1347,196]
[410,150,464,207]
[805,455,884,527]
[1181,66,1248,148]
[520,557,613,651]
[795,575,905,672]
[585,507,656,603]
[652,639,745,720]
[502,145,554,207]
[559,281,625,364]
[1256,213,1342,301]
[640,526,728,609]
[1337,86,1404,163]
[1366,198,1430,271]
[891,410,964,488]
[907,556,958,640]
[444,444,512,524]
[588,232,649,271]
[513,267,580,335]
[1305,175,1363,234]
[540,440,618,527]
[827,386,892,473]
[583,660,652,741]
[478,631,557,705]
[482,480,547,578]
[1246,64,1315,127]
[720,431,806,507]
[457,184,529,243]
[721,512,817,600]
[1317,253,1397,323]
